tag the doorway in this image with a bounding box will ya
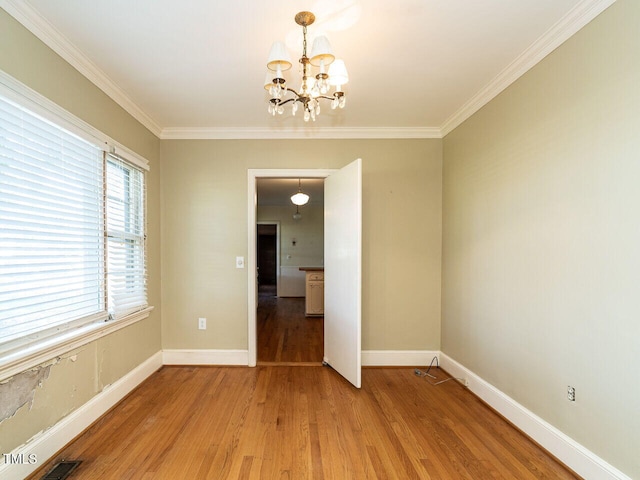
[255,180,325,364]
[248,169,334,367]
[257,223,278,294]
[247,163,362,388]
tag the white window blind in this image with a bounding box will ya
[105,154,147,319]
[0,95,107,347]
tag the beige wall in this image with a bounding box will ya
[0,9,161,454]
[161,139,442,351]
[442,0,639,477]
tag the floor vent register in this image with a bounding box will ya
[41,460,82,480]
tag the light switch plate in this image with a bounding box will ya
[236,256,245,268]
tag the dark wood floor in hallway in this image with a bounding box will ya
[30,366,578,479]
[257,285,323,363]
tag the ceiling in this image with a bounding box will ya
[258,178,324,207]
[2,0,613,138]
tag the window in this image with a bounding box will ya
[0,91,147,357]
[106,155,146,319]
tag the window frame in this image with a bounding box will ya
[0,71,153,383]
[105,154,148,319]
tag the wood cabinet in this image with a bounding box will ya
[304,271,324,316]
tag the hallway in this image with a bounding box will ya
[257,285,323,364]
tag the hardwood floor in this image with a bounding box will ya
[29,366,578,479]
[257,285,323,363]
[28,290,578,479]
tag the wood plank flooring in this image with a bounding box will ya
[257,286,323,363]
[29,366,578,479]
[29,291,579,479]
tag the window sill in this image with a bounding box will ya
[0,306,154,382]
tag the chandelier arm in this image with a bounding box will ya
[284,88,302,97]
[278,98,298,106]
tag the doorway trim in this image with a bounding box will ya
[247,168,336,367]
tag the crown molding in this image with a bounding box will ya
[160,126,442,140]
[440,0,617,137]
[0,0,163,137]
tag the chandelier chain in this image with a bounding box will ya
[302,25,308,58]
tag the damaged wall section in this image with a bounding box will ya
[0,365,53,422]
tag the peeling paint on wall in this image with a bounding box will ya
[0,365,53,422]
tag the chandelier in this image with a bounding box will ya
[265,11,349,122]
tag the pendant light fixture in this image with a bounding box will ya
[265,11,349,122]
[290,179,310,206]
[293,205,302,221]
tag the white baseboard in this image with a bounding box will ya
[439,353,631,480]
[0,351,163,480]
[362,350,439,366]
[162,349,437,367]
[162,349,249,366]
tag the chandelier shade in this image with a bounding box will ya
[267,42,292,72]
[328,59,349,86]
[309,36,335,67]
[265,11,348,122]
[264,73,274,90]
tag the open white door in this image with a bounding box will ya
[323,158,362,388]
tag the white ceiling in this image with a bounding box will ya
[1,0,614,138]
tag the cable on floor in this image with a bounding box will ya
[414,356,468,387]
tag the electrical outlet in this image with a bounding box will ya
[198,317,206,330]
[567,386,576,402]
